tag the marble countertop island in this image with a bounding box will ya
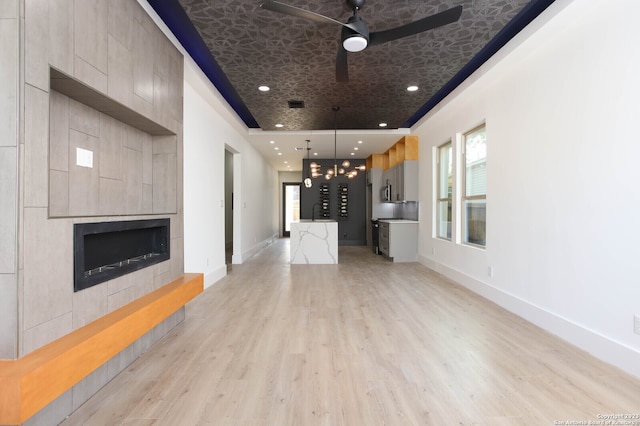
[290,220,338,264]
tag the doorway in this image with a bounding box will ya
[225,149,234,267]
[282,182,301,237]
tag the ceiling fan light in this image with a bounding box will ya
[343,35,367,52]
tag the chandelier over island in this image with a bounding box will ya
[308,106,366,182]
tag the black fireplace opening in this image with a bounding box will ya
[74,218,170,292]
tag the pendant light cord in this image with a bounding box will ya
[333,106,339,175]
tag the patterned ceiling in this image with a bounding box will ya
[154,0,550,131]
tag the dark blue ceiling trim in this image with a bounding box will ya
[147,0,260,128]
[148,0,555,131]
[402,0,556,128]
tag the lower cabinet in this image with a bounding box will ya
[379,222,390,255]
[379,221,418,262]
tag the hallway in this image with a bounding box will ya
[63,240,640,425]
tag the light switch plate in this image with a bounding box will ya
[76,147,93,168]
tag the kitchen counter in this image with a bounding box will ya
[290,220,338,264]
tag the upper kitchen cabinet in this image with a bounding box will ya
[379,136,419,202]
[384,160,418,202]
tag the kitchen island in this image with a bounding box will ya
[290,220,338,264]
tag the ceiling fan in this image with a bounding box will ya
[259,0,463,82]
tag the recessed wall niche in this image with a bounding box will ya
[49,69,178,217]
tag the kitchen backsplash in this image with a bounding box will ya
[394,201,419,221]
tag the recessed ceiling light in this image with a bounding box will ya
[270,140,275,144]
[354,147,359,150]
[379,122,388,127]
[407,85,419,92]
[274,147,279,150]
[258,85,270,92]
[358,140,363,144]
[278,152,282,156]
[350,152,355,156]
[275,123,284,128]
[284,161,288,164]
[313,152,318,156]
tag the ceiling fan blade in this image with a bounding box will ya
[336,45,349,82]
[260,0,345,27]
[369,5,463,46]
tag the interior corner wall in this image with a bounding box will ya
[0,0,19,359]
[182,62,279,289]
[414,0,640,378]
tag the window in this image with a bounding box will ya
[462,125,486,247]
[436,142,452,239]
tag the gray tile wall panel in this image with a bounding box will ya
[0,273,17,358]
[0,0,18,18]
[99,115,124,180]
[69,98,100,137]
[0,16,17,148]
[14,0,185,420]
[133,19,155,104]
[22,207,72,332]
[24,85,50,209]
[48,0,74,74]
[71,281,108,329]
[48,169,69,217]
[0,147,17,274]
[73,0,108,75]
[49,90,70,172]
[123,146,143,214]
[73,55,109,94]
[108,34,134,108]
[24,0,49,91]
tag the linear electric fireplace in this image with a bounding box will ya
[74,218,170,292]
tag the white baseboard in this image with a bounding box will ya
[418,254,640,380]
[204,265,227,290]
[235,234,278,264]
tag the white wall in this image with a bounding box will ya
[182,62,279,289]
[415,0,640,378]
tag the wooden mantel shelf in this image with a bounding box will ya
[0,273,203,425]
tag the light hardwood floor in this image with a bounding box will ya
[62,239,640,425]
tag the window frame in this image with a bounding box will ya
[436,141,453,240]
[461,123,487,248]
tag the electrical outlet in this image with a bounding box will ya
[431,247,435,255]
[634,315,640,335]
[488,266,494,277]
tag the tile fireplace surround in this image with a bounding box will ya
[0,0,188,424]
